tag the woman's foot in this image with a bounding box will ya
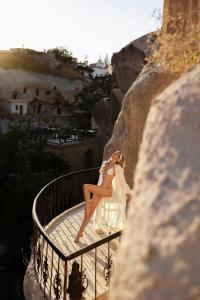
[74,233,83,243]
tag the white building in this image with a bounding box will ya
[0,99,28,115]
[89,63,109,78]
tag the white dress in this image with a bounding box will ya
[91,162,134,232]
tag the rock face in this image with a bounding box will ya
[0,67,83,102]
[23,256,44,300]
[0,50,82,79]
[104,63,177,187]
[112,34,150,94]
[92,89,123,137]
[110,65,200,300]
[93,34,150,139]
[163,0,200,33]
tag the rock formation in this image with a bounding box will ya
[112,34,150,94]
[163,0,200,33]
[92,33,151,140]
[92,89,123,137]
[103,62,178,187]
[0,67,83,103]
[110,65,200,300]
[0,50,82,79]
[23,256,44,300]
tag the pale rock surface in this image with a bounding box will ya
[93,88,123,137]
[104,63,177,187]
[110,65,200,300]
[93,34,150,140]
[112,33,150,93]
[23,256,45,300]
[0,68,83,102]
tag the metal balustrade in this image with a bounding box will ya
[30,127,98,145]
[32,168,121,300]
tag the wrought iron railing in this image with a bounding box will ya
[30,127,98,145]
[32,168,121,300]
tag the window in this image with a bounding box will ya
[15,105,18,110]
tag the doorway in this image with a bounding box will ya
[19,105,23,115]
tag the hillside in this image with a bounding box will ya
[0,49,88,111]
[0,50,82,80]
[0,67,83,102]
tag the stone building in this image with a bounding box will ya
[0,98,28,115]
[163,0,200,32]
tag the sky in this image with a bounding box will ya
[0,0,163,63]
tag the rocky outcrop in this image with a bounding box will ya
[0,68,83,102]
[23,256,44,300]
[104,63,178,187]
[110,65,200,300]
[92,88,123,137]
[112,34,150,94]
[0,50,82,79]
[93,34,151,140]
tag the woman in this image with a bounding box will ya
[74,150,133,242]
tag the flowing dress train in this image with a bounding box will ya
[91,163,133,232]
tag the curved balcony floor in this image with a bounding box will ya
[39,202,120,299]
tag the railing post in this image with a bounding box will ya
[49,249,54,299]
[95,247,97,299]
[32,168,101,299]
[63,260,68,300]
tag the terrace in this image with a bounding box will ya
[32,168,122,300]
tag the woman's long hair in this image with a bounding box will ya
[116,154,126,169]
[100,153,126,173]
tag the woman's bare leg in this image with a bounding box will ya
[74,193,101,242]
[73,184,91,242]
[83,184,91,218]
[74,184,112,242]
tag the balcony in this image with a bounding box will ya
[32,168,121,300]
[30,127,98,145]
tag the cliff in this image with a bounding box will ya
[0,50,82,79]
[0,67,83,104]
[93,34,152,158]
[104,62,178,187]
[0,49,87,112]
[112,33,150,94]
[110,64,200,300]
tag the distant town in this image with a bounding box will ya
[0,47,111,118]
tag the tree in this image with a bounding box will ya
[0,122,71,258]
[84,55,88,65]
[47,46,74,64]
[97,55,103,64]
[104,54,109,66]
[72,75,113,113]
